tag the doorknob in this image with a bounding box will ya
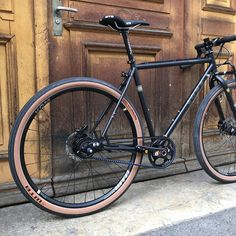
[53,0,78,36]
[55,6,78,14]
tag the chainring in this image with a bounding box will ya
[148,136,176,169]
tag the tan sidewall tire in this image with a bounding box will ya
[11,79,143,216]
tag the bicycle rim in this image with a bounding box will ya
[10,78,143,216]
[196,81,236,182]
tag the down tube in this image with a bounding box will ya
[164,64,214,137]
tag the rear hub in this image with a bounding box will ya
[66,125,101,161]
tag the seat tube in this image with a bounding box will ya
[121,30,155,138]
[134,69,156,138]
[121,30,135,65]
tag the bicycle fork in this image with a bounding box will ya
[210,75,236,124]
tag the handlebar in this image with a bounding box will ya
[180,35,236,70]
[214,35,236,46]
[195,35,236,57]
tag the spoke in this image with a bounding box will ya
[62,162,80,203]
[24,154,66,166]
[202,87,236,177]
[84,164,92,203]
[87,161,96,200]
[19,87,140,208]
[37,162,82,195]
[206,135,236,153]
[83,160,110,192]
[98,153,121,181]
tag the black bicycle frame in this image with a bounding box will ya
[101,30,236,148]
[113,57,214,139]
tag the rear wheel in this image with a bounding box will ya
[9,78,143,216]
[194,80,236,182]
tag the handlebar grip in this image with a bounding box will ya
[214,35,236,46]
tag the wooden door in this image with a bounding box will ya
[182,0,236,171]
[2,0,236,206]
[0,1,37,189]
[49,0,186,181]
[0,0,49,206]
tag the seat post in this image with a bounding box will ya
[121,30,136,66]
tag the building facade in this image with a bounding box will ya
[0,0,236,205]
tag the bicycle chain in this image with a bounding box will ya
[90,155,157,169]
[71,134,173,168]
[89,136,176,169]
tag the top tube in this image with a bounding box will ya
[136,57,212,70]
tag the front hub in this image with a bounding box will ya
[218,118,236,135]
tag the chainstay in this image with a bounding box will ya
[90,155,157,169]
[88,135,172,169]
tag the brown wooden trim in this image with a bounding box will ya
[71,0,169,13]
[136,0,164,2]
[0,34,18,158]
[81,41,162,77]
[0,0,14,21]
[64,21,173,38]
[0,182,27,207]
[0,0,14,12]
[0,153,8,159]
[83,41,162,53]
[202,4,236,15]
[33,0,50,91]
[202,0,236,15]
[0,34,14,43]
[202,18,235,37]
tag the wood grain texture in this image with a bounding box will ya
[0,34,17,160]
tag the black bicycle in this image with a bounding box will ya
[9,15,236,217]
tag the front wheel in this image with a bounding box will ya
[9,77,143,217]
[194,80,236,182]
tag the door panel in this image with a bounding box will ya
[2,0,236,206]
[49,0,185,181]
[0,35,16,160]
[0,5,18,185]
[0,0,49,206]
[182,0,236,171]
[70,0,171,30]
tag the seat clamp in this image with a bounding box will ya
[127,59,136,64]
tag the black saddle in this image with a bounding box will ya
[100,15,150,31]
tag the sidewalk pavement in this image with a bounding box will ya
[139,207,236,236]
[1,170,236,236]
